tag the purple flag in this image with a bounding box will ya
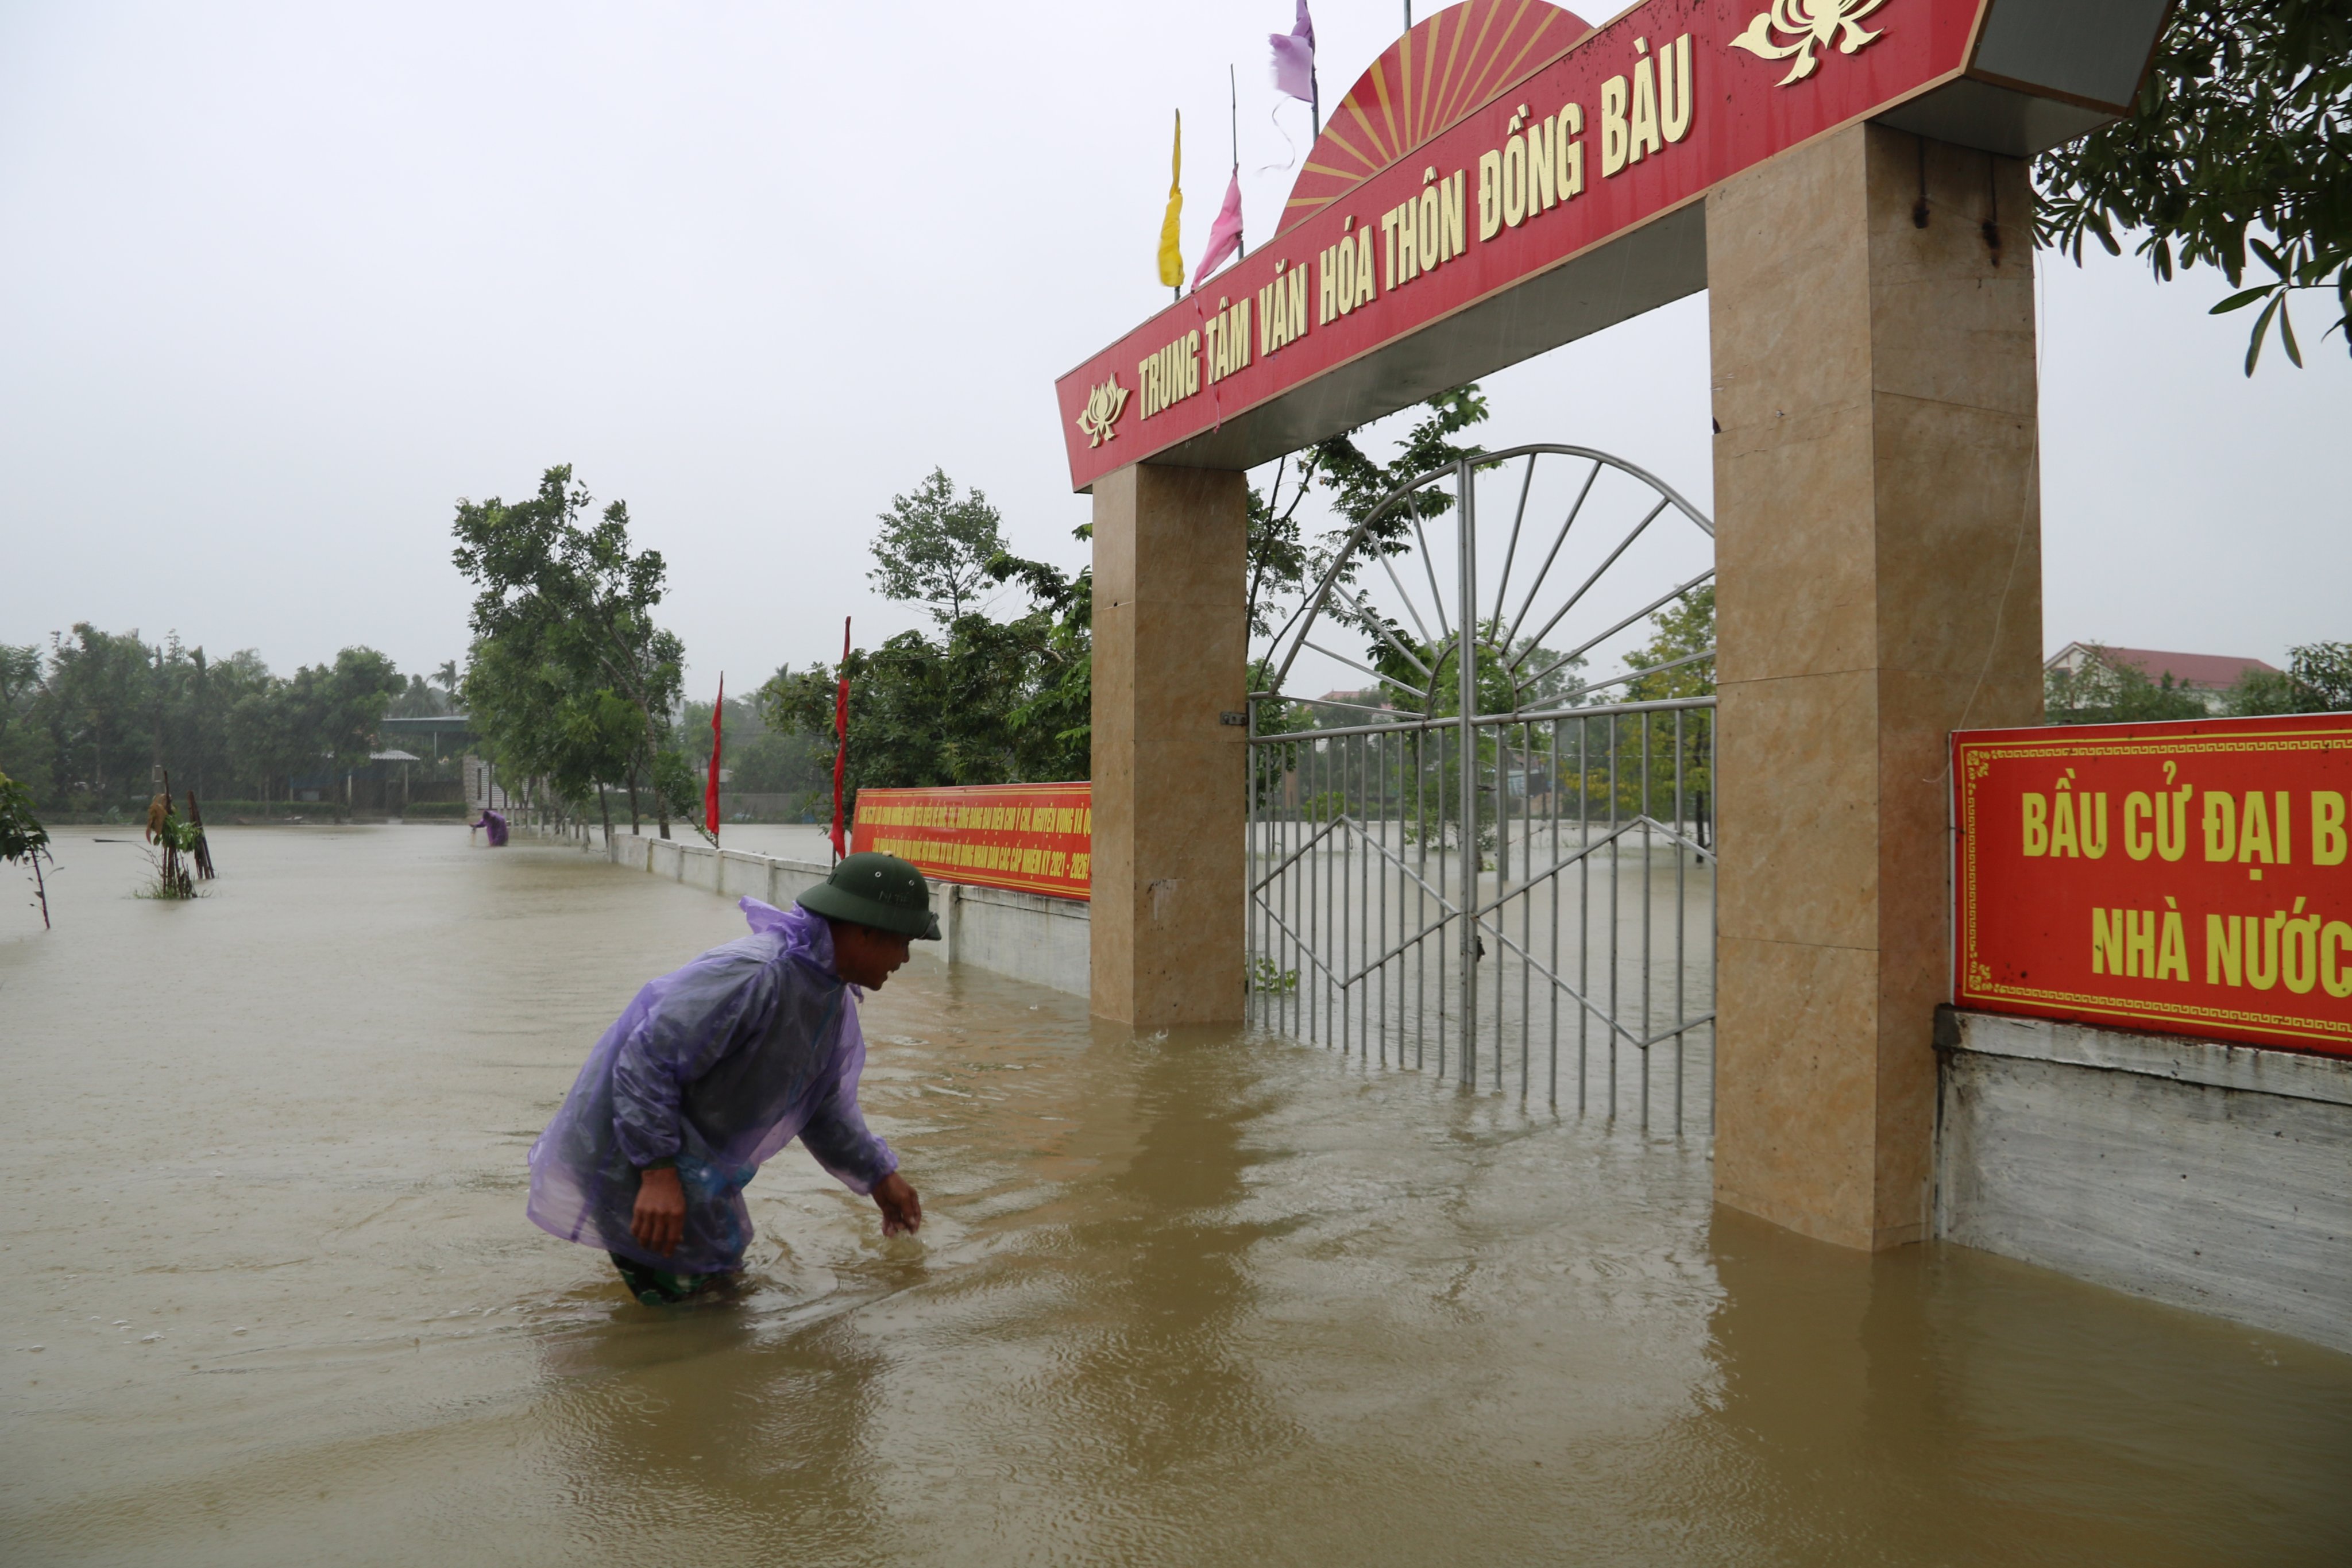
[1269,1,1316,104]
[1191,171,1245,288]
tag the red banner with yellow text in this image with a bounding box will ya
[1954,715,2352,1056]
[851,783,1091,902]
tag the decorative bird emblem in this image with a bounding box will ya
[1729,0,1888,87]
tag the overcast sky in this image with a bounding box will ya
[4,1,2345,698]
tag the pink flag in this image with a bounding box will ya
[1269,1,1315,104]
[1190,172,1243,288]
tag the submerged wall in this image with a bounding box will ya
[604,833,1090,997]
[1936,1009,2352,1355]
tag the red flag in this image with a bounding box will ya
[829,619,851,862]
[704,675,724,839]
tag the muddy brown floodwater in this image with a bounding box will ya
[3,825,2350,1565]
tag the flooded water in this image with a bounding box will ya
[5,825,2349,1565]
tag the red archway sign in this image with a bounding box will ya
[1056,0,2165,492]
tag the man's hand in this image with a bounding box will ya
[631,1165,686,1256]
[872,1172,922,1237]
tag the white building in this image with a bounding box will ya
[2045,643,2280,715]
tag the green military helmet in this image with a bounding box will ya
[795,851,941,940]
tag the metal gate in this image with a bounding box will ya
[1246,445,1717,1133]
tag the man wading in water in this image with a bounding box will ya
[527,852,932,1304]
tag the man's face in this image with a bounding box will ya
[831,920,913,989]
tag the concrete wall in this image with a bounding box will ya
[1937,1009,2352,1355]
[604,833,1090,997]
[940,881,1091,997]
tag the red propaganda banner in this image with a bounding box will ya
[851,783,1092,902]
[1953,715,2352,1056]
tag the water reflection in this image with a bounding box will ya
[1701,1208,2352,1562]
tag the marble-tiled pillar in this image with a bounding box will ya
[1707,123,2044,1250]
[1090,462,1250,1026]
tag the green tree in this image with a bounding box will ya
[2045,646,2212,724]
[0,645,48,800]
[762,493,1094,809]
[38,625,155,805]
[1310,385,1492,546]
[1245,386,1493,714]
[389,673,456,718]
[225,666,310,804]
[451,465,688,837]
[868,469,1009,624]
[762,616,1077,804]
[463,629,645,837]
[652,748,700,825]
[984,535,1094,782]
[289,648,406,777]
[1623,586,1715,703]
[171,647,275,802]
[0,770,55,928]
[680,690,830,820]
[2036,0,2352,372]
[1246,457,1316,640]
[4,629,413,812]
[2229,640,2352,713]
[1612,586,1716,824]
[1242,387,1499,836]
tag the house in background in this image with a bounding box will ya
[2045,643,2280,715]
[1316,686,1396,719]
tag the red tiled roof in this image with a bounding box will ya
[2053,644,2280,690]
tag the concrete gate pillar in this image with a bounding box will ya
[1708,124,2045,1250]
[1090,462,1250,1026]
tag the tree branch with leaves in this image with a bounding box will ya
[2036,0,2352,373]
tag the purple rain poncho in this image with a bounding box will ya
[472,809,509,847]
[526,897,897,1274]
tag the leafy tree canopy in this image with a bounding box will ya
[762,486,1091,810]
[679,692,832,817]
[451,465,688,832]
[1624,585,1716,704]
[2036,0,2352,372]
[2228,640,2352,713]
[0,770,49,864]
[2045,646,2212,724]
[0,768,55,927]
[2,627,410,810]
[868,469,1010,625]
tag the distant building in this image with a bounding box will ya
[2045,643,2280,715]
[380,712,476,762]
[1316,686,1394,715]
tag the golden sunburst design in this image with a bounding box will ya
[1280,0,1594,237]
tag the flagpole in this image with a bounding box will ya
[704,674,724,845]
[1230,64,1242,262]
[830,619,851,866]
[1167,108,1183,302]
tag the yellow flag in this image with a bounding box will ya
[1157,110,1184,289]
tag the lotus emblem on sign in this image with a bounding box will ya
[1730,0,1888,86]
[1076,377,1130,448]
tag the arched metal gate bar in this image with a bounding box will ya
[1246,444,1717,1134]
